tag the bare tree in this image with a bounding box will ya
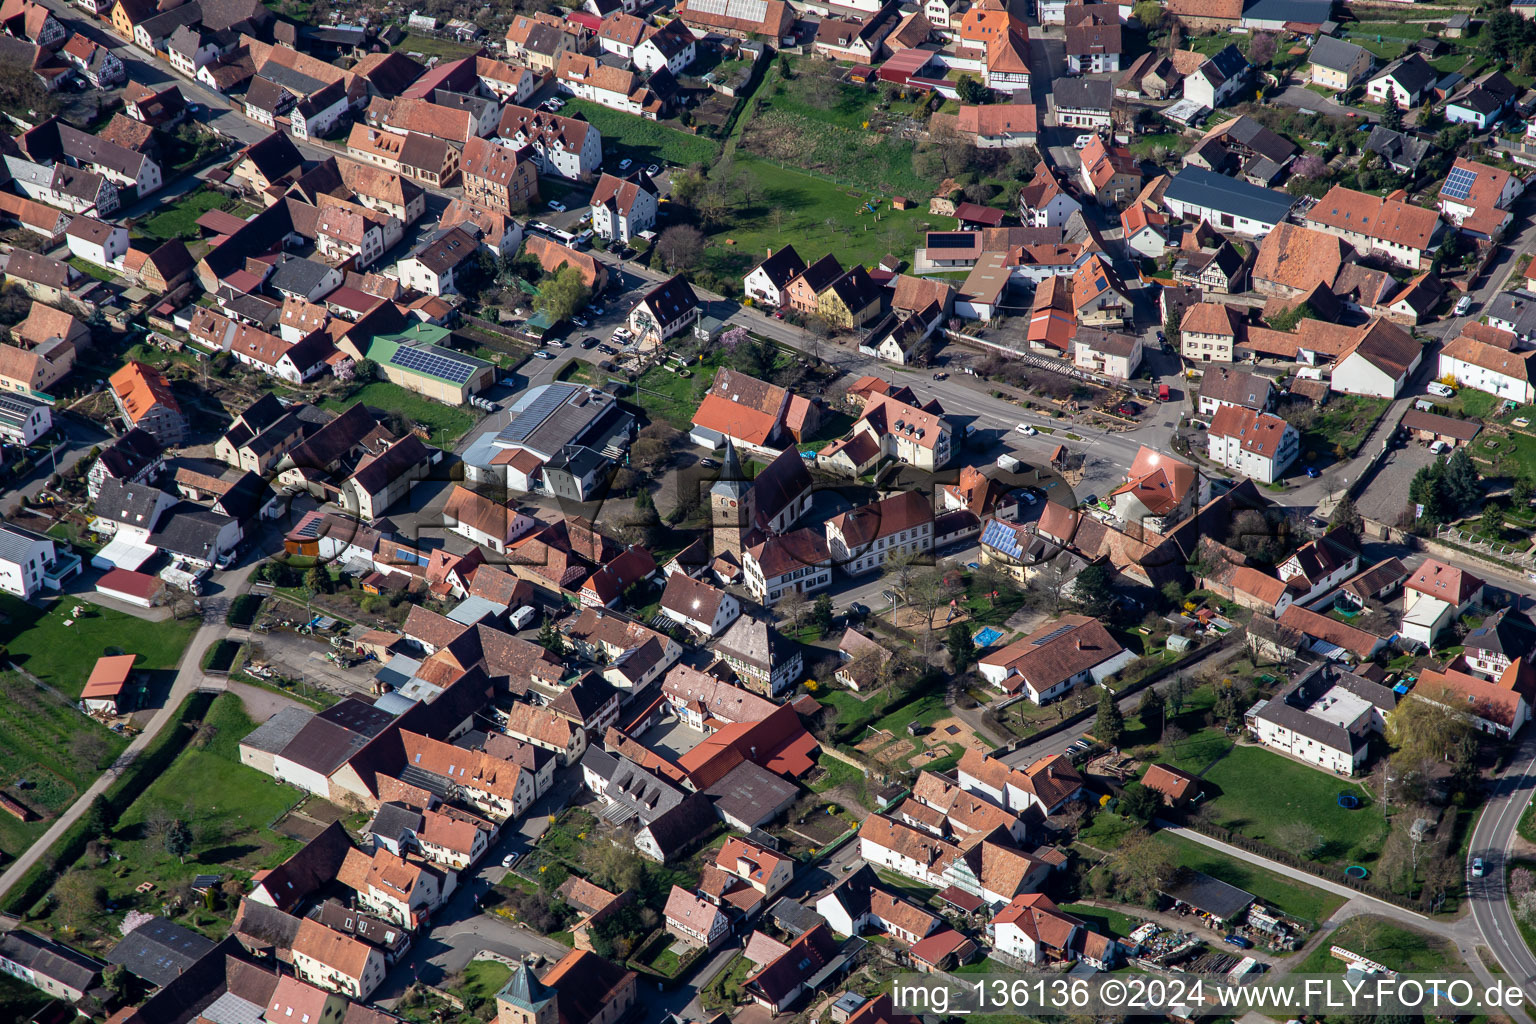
[656,225,705,272]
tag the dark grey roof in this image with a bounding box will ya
[232,901,302,954]
[1486,291,1536,335]
[1164,166,1297,225]
[367,801,424,840]
[97,477,170,530]
[545,443,608,481]
[1465,607,1536,661]
[1242,0,1333,25]
[109,916,217,987]
[703,759,797,828]
[640,791,717,858]
[1365,126,1430,172]
[1308,34,1368,74]
[239,705,312,755]
[1202,44,1248,86]
[317,695,396,738]
[0,930,104,994]
[820,864,877,921]
[95,428,164,483]
[213,471,271,522]
[148,503,236,561]
[267,254,336,297]
[1053,76,1113,111]
[1160,869,1254,921]
[1376,53,1436,95]
[580,745,619,780]
[767,896,826,939]
[1220,115,1298,164]
[604,752,685,823]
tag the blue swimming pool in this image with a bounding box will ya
[973,627,1003,647]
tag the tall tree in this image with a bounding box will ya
[164,819,192,863]
[946,622,976,670]
[811,594,835,636]
[534,265,591,323]
[1095,687,1125,748]
[1330,494,1363,539]
[537,621,568,657]
[656,225,705,272]
[1074,562,1117,620]
[778,589,809,633]
[1443,448,1482,507]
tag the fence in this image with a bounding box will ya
[988,633,1235,759]
[1434,526,1536,568]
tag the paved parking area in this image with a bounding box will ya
[245,627,377,697]
[1356,440,1439,527]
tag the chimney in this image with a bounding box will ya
[1076,639,1084,650]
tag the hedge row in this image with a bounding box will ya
[2,693,214,916]
[226,594,263,628]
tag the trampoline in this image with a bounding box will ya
[1345,865,1369,879]
[1337,793,1361,809]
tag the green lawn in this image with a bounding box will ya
[696,155,940,287]
[0,593,198,698]
[31,694,302,944]
[67,256,117,283]
[1060,902,1144,940]
[138,189,257,242]
[1162,728,1234,775]
[1477,427,1536,486]
[458,960,512,1002]
[1151,832,1347,924]
[1292,394,1391,458]
[320,380,477,448]
[808,748,867,794]
[629,354,717,429]
[1198,744,1390,866]
[1455,388,1498,421]
[0,671,128,859]
[1078,812,1143,852]
[561,99,722,168]
[398,33,481,60]
[1296,915,1462,973]
[736,61,940,198]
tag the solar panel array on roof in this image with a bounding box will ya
[927,232,976,250]
[388,344,476,384]
[689,0,769,20]
[1443,165,1477,201]
[980,519,1023,559]
[499,383,579,443]
[0,393,42,420]
[1031,623,1076,647]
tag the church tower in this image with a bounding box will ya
[496,963,558,1024]
[710,437,756,557]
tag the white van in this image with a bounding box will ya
[510,605,538,630]
[1427,382,1455,397]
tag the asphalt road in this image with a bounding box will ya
[1469,726,1536,995]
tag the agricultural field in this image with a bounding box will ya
[30,695,303,948]
[0,671,128,860]
[736,61,940,198]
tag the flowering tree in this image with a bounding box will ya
[1292,154,1328,179]
[121,909,154,935]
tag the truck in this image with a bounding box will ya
[996,454,1023,473]
[1157,383,1171,402]
[159,566,203,595]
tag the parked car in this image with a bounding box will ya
[1016,423,1037,435]
[581,336,600,348]
[571,315,590,328]
[1427,382,1456,397]
[699,457,717,468]
[1304,464,1320,478]
[618,158,633,171]
[1430,439,1449,455]
[502,852,521,868]
[1455,295,1473,316]
[1074,134,1095,149]
[1115,402,1140,417]
[533,350,554,359]
[1224,935,1253,949]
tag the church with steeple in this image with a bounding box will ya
[707,437,813,559]
[496,949,636,1024]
